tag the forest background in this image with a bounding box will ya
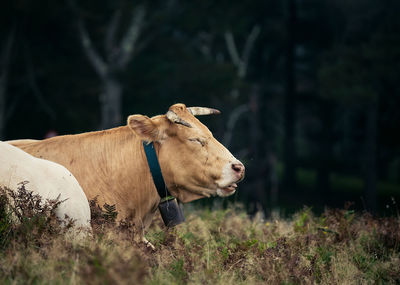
[1,0,400,216]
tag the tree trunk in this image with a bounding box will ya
[71,3,146,130]
[317,100,333,204]
[100,77,122,130]
[0,73,6,139]
[0,28,15,139]
[283,0,297,192]
[268,152,279,210]
[364,101,378,213]
[247,86,267,215]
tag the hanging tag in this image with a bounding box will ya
[158,198,185,227]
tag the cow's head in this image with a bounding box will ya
[127,103,245,203]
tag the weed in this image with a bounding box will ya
[1,187,400,284]
[168,258,187,284]
[0,184,70,249]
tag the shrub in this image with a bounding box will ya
[1,189,400,284]
[0,183,70,249]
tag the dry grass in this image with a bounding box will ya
[1,186,400,284]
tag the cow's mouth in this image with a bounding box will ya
[216,183,238,197]
[221,183,237,193]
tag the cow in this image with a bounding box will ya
[0,141,91,233]
[9,103,245,246]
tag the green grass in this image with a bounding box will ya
[2,154,400,285]
[1,185,400,285]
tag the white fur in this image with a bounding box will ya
[216,188,236,197]
[215,162,234,188]
[215,160,241,197]
[0,141,91,230]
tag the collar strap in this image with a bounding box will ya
[142,141,173,199]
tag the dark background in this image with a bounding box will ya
[1,0,400,216]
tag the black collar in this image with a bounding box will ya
[143,141,186,227]
[142,141,172,200]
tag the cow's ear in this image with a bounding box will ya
[127,115,163,142]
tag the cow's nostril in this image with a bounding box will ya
[232,163,244,173]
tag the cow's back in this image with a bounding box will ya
[8,128,161,224]
[0,141,91,229]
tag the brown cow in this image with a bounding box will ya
[9,103,245,245]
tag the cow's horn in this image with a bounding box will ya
[166,111,192,128]
[187,107,221,116]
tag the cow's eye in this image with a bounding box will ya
[189,138,205,147]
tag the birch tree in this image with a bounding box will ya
[223,26,277,214]
[223,25,260,147]
[70,1,146,129]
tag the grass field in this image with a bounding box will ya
[1,186,400,284]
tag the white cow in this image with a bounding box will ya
[0,141,91,231]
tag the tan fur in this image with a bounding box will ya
[11,127,159,229]
[9,104,244,233]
